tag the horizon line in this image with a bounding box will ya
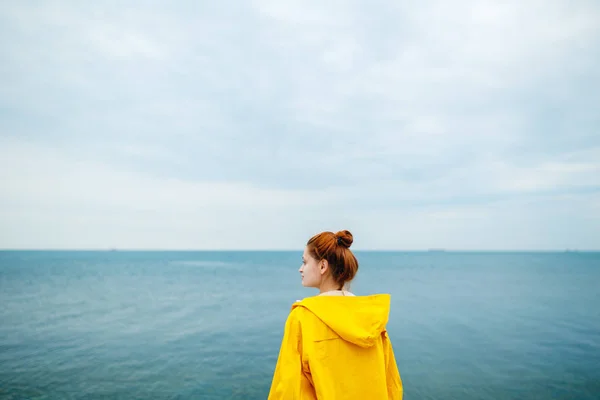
[0,248,598,253]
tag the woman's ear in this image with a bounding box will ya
[320,260,329,275]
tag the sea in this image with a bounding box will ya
[0,250,599,399]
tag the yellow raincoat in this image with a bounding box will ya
[268,294,403,399]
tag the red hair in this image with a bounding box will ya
[306,230,359,288]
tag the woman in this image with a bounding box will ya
[268,230,403,399]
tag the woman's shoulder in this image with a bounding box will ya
[287,298,315,320]
[282,302,311,330]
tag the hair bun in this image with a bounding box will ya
[335,230,353,248]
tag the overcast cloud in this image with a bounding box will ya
[1,0,599,250]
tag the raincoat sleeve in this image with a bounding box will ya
[268,309,316,400]
[383,331,403,399]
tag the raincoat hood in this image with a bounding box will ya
[292,294,391,348]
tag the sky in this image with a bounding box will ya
[0,1,599,250]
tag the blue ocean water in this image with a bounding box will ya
[0,250,599,399]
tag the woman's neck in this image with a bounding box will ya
[318,289,355,296]
[319,281,344,294]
